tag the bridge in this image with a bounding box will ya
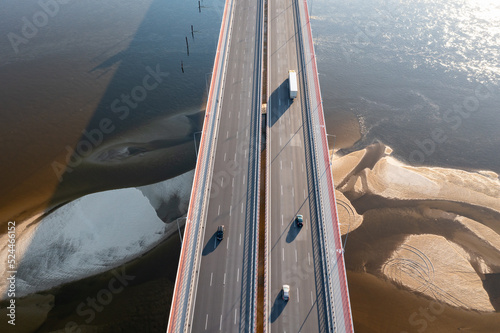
[167,0,353,332]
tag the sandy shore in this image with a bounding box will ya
[333,143,500,331]
[0,232,182,333]
[0,169,193,301]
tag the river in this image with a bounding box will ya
[0,0,498,331]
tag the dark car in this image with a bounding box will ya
[217,225,225,241]
[295,214,303,227]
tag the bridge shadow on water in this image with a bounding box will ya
[270,291,288,323]
[39,0,223,213]
[6,0,225,330]
[269,79,293,127]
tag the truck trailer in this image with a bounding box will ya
[288,70,298,99]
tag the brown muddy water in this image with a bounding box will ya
[1,0,500,331]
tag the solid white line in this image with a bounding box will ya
[210,273,213,286]
[297,288,300,303]
[218,205,221,215]
[282,248,285,261]
[205,314,209,330]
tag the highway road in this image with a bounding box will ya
[267,0,328,331]
[190,0,263,331]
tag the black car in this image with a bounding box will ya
[295,214,303,227]
[217,225,225,241]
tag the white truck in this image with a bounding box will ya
[288,70,298,99]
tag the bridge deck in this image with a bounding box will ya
[167,0,352,331]
[190,0,263,331]
[266,0,323,330]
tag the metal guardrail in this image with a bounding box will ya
[294,0,354,332]
[242,0,264,330]
[166,0,235,331]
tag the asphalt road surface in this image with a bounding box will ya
[267,0,327,331]
[190,0,263,331]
